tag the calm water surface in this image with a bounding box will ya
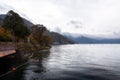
[2,44,120,80]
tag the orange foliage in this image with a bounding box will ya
[0,27,12,41]
[0,27,5,34]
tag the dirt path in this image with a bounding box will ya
[0,50,16,58]
[0,44,16,58]
[0,44,15,51]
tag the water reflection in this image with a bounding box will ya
[0,57,12,75]
[23,51,50,80]
[1,44,120,80]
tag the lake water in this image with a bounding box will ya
[2,44,120,80]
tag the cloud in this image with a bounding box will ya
[67,20,83,29]
[0,3,14,13]
[0,0,120,37]
[54,27,62,33]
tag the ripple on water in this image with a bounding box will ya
[2,44,120,80]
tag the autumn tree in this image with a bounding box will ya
[30,24,52,47]
[0,27,12,41]
[31,24,47,42]
[40,35,52,47]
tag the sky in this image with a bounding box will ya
[0,0,120,38]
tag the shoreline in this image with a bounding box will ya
[0,48,50,78]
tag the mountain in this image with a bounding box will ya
[72,36,120,44]
[22,18,34,30]
[0,14,74,45]
[64,33,120,44]
[0,14,5,25]
[0,14,34,29]
[0,14,5,20]
[44,31,74,45]
[50,32,74,45]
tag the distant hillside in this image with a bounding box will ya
[72,36,120,43]
[0,14,5,20]
[50,32,74,45]
[44,31,74,45]
[64,33,120,44]
[0,14,5,25]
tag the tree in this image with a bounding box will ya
[30,24,52,47]
[40,35,52,47]
[2,10,30,41]
[31,24,47,42]
[0,27,12,41]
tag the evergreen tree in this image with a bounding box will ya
[2,10,30,40]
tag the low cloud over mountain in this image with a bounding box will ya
[63,33,120,44]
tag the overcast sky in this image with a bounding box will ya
[0,0,120,37]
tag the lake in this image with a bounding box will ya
[2,44,120,80]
